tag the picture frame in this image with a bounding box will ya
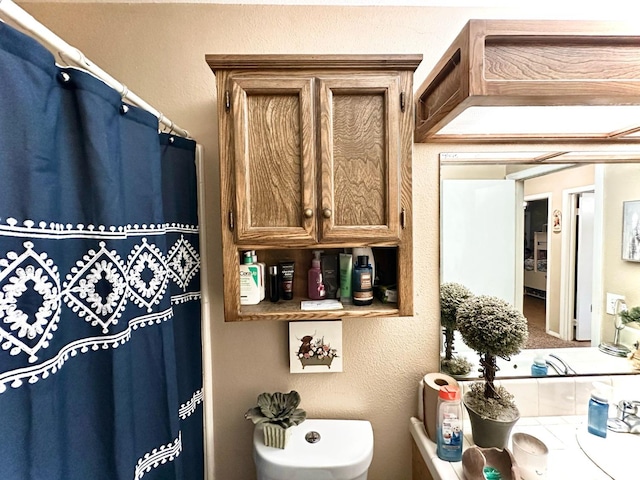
[289,320,343,374]
[622,200,640,262]
[552,209,562,233]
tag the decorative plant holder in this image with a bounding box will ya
[245,390,306,449]
[464,399,520,449]
[263,423,293,449]
[299,356,333,369]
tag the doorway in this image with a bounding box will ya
[523,196,549,340]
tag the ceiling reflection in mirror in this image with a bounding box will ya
[440,151,640,379]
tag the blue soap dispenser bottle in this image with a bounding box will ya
[587,382,610,438]
[531,354,548,377]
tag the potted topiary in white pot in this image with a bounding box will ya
[456,295,528,448]
[440,282,473,376]
[245,390,307,449]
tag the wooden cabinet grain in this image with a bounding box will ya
[207,55,421,322]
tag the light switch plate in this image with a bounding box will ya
[606,293,625,315]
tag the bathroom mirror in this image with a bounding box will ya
[440,152,640,378]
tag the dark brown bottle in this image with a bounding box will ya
[352,255,373,306]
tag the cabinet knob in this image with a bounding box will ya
[322,208,332,219]
[303,208,313,219]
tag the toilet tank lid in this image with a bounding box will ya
[253,419,374,476]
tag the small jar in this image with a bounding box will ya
[531,355,548,377]
[587,384,610,438]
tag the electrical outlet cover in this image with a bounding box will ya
[606,293,625,315]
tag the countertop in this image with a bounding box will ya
[410,415,614,479]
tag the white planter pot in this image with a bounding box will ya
[263,423,292,449]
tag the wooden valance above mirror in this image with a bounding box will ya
[414,19,640,143]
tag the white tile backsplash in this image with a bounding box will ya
[538,377,576,416]
[500,379,539,417]
[457,374,640,418]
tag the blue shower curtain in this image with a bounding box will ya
[0,22,203,480]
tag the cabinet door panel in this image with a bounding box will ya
[231,76,316,245]
[318,76,401,242]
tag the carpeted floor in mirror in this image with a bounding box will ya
[523,295,591,349]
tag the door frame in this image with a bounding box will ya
[559,183,600,343]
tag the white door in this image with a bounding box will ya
[441,180,519,305]
[575,192,595,341]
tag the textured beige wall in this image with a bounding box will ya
[602,164,640,347]
[12,3,637,479]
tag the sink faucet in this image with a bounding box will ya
[546,353,577,376]
[608,400,640,433]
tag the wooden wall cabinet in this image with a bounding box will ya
[206,55,421,322]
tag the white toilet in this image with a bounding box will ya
[253,419,374,480]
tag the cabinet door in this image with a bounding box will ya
[230,76,316,245]
[318,75,401,242]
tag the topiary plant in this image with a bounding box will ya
[244,390,307,429]
[440,282,474,362]
[456,295,528,420]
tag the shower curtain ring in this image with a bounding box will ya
[120,84,129,99]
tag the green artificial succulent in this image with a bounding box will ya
[244,390,307,429]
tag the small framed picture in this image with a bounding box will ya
[622,200,640,262]
[289,321,343,374]
[552,209,562,233]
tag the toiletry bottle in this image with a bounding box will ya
[436,385,463,462]
[352,247,376,286]
[320,252,339,299]
[279,260,295,300]
[352,255,373,306]
[251,250,266,301]
[587,382,610,438]
[268,265,279,303]
[307,250,326,300]
[239,253,261,305]
[531,354,548,377]
[339,253,352,304]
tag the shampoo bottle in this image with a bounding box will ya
[436,385,463,462]
[352,247,376,286]
[307,250,326,300]
[352,255,373,306]
[588,382,610,438]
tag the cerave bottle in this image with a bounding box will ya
[240,253,261,305]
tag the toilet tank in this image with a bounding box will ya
[253,419,374,480]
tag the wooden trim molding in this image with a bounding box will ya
[414,19,640,143]
[206,54,423,72]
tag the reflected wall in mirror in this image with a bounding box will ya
[440,156,640,378]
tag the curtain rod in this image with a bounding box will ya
[0,0,190,139]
